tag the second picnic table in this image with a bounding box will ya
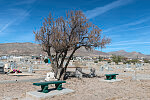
[105,74,119,80]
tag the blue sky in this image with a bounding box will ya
[0,0,150,54]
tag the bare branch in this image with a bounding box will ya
[34,10,111,80]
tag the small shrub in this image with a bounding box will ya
[130,59,140,65]
[111,55,122,65]
[44,59,48,63]
[124,60,131,64]
[123,62,126,64]
[143,59,150,63]
[98,56,103,62]
[107,60,111,64]
[94,61,98,63]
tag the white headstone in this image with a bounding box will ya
[45,72,56,81]
[100,66,104,71]
[4,63,9,69]
[28,66,33,73]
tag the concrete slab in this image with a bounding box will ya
[26,88,74,100]
[99,79,123,82]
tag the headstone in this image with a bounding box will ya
[89,68,96,77]
[104,64,109,70]
[132,68,137,80]
[100,66,104,71]
[0,62,4,74]
[75,67,83,78]
[22,67,27,69]
[10,62,14,70]
[45,72,56,81]
[137,63,141,67]
[10,62,17,70]
[125,68,134,72]
[135,63,142,70]
[135,63,138,68]
[126,64,131,68]
[4,63,9,69]
[104,63,107,67]
[28,65,34,73]
[82,63,86,66]
[108,67,113,71]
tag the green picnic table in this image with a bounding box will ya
[105,74,119,80]
[33,81,66,93]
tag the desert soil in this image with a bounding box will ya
[0,63,150,100]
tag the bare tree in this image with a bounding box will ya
[34,10,111,80]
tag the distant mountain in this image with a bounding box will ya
[0,43,149,59]
[0,42,108,57]
[108,50,150,59]
[0,42,44,56]
[74,47,109,57]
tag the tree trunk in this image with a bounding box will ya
[48,47,79,80]
[51,51,68,80]
[61,47,79,80]
[56,68,63,79]
[64,47,79,73]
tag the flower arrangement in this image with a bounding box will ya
[9,69,22,73]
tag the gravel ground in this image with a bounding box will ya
[1,63,150,100]
[46,76,150,100]
[0,75,150,100]
[0,70,50,81]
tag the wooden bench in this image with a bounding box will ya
[105,74,119,80]
[33,81,66,93]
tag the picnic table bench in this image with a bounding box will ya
[33,81,66,93]
[105,74,119,80]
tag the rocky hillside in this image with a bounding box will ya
[0,43,149,59]
[0,42,43,56]
[108,50,150,59]
[73,47,109,57]
[0,42,108,57]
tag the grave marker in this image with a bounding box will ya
[0,62,4,74]
[126,63,131,68]
[28,65,33,73]
[10,62,17,70]
[100,66,104,71]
